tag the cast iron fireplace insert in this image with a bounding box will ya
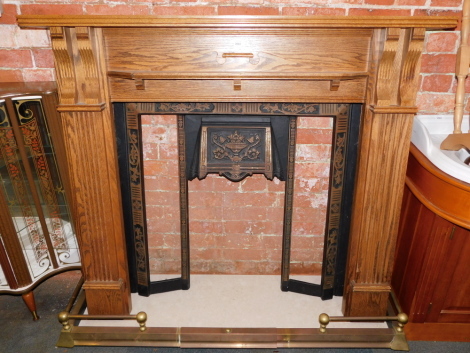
[114,102,361,300]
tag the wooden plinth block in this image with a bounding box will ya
[342,283,391,317]
[82,280,131,315]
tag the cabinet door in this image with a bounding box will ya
[426,225,470,323]
[393,187,454,322]
[392,186,470,324]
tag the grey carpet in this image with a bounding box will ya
[0,271,468,353]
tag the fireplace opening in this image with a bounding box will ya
[114,103,361,300]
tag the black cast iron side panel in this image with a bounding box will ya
[321,104,362,300]
[333,103,362,297]
[149,278,184,295]
[177,115,191,290]
[114,103,139,294]
[115,103,157,296]
[283,279,322,296]
[320,107,348,299]
[280,116,297,289]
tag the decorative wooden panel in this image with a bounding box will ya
[108,79,368,103]
[105,28,372,74]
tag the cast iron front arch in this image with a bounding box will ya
[114,102,361,300]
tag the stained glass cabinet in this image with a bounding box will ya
[0,82,80,319]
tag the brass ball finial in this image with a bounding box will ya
[58,311,70,331]
[319,313,330,333]
[136,311,147,332]
[396,312,408,333]
[397,312,408,325]
[319,313,330,325]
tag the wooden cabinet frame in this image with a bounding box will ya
[17,15,458,316]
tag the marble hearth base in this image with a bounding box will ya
[80,275,387,329]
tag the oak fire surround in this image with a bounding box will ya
[17,15,458,319]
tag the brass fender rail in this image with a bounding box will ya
[58,311,148,332]
[318,312,409,333]
[58,275,147,332]
[57,275,409,350]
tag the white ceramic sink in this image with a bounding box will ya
[411,115,470,184]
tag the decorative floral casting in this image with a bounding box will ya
[211,130,262,162]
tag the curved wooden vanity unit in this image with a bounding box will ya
[405,145,470,230]
[393,145,470,341]
[17,15,457,319]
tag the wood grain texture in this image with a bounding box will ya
[108,78,367,103]
[50,27,75,106]
[400,29,426,107]
[17,15,458,30]
[376,28,407,106]
[82,280,129,315]
[51,27,131,315]
[392,188,429,316]
[342,112,415,316]
[406,145,470,229]
[429,226,470,324]
[25,15,456,316]
[405,323,470,342]
[0,237,17,289]
[342,26,426,316]
[392,148,470,336]
[59,110,131,315]
[104,28,372,74]
[105,28,371,102]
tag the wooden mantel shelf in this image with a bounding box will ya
[108,70,369,91]
[17,15,457,29]
[108,70,369,80]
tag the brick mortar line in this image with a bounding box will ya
[423,51,459,54]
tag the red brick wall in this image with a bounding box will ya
[142,115,331,274]
[0,1,463,111]
[1,0,464,275]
